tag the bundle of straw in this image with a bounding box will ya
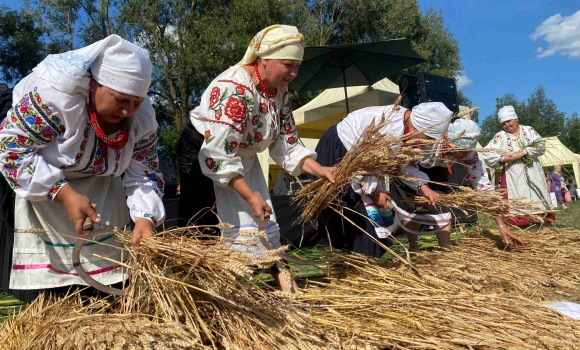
[293,113,438,225]
[410,185,548,222]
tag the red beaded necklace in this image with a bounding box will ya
[254,63,277,99]
[87,101,129,151]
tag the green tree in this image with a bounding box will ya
[0,6,49,82]
[291,0,463,108]
[563,113,580,153]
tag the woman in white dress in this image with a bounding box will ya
[175,25,333,293]
[405,118,524,251]
[315,102,453,257]
[483,106,554,227]
[0,35,165,302]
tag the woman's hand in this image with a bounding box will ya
[301,157,335,183]
[229,175,273,222]
[498,225,524,246]
[420,186,439,205]
[54,184,100,234]
[248,193,273,222]
[371,190,392,210]
[132,218,155,246]
[514,150,525,159]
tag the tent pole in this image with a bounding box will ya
[573,161,580,194]
[340,52,350,114]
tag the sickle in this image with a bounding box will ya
[71,217,125,296]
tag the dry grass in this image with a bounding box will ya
[2,224,580,349]
[409,226,580,302]
[298,253,580,349]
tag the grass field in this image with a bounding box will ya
[2,199,579,321]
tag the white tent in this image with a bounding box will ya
[477,136,580,186]
[292,77,400,138]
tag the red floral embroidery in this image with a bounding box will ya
[240,123,246,133]
[215,109,222,120]
[224,98,247,123]
[35,116,43,125]
[235,85,245,95]
[239,143,249,149]
[260,102,268,114]
[207,119,245,134]
[283,124,292,133]
[254,132,263,143]
[230,141,238,151]
[205,157,214,169]
[287,136,297,145]
[204,130,211,140]
[252,115,259,125]
[36,94,42,103]
[17,135,27,144]
[19,107,27,114]
[209,87,220,108]
[7,152,18,160]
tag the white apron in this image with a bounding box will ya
[10,175,129,290]
[214,156,280,257]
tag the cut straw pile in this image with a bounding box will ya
[297,253,580,349]
[0,227,337,350]
[409,227,580,302]
[2,226,580,349]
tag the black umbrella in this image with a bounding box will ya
[289,39,425,113]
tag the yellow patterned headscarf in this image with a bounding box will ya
[237,25,304,66]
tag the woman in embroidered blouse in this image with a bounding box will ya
[175,25,333,293]
[483,106,554,227]
[409,118,523,250]
[0,35,165,303]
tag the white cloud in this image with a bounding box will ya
[455,72,473,90]
[530,10,580,59]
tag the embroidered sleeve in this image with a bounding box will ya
[483,132,504,168]
[397,164,429,191]
[0,89,67,201]
[198,79,251,186]
[122,130,166,225]
[464,152,493,191]
[269,91,316,176]
[522,126,545,157]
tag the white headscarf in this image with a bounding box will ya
[448,118,480,149]
[410,102,453,139]
[33,34,152,98]
[237,25,304,66]
[498,105,518,123]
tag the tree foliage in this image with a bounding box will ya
[0,6,49,82]
[3,0,466,158]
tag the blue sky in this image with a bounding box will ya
[419,0,580,123]
[3,0,579,124]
